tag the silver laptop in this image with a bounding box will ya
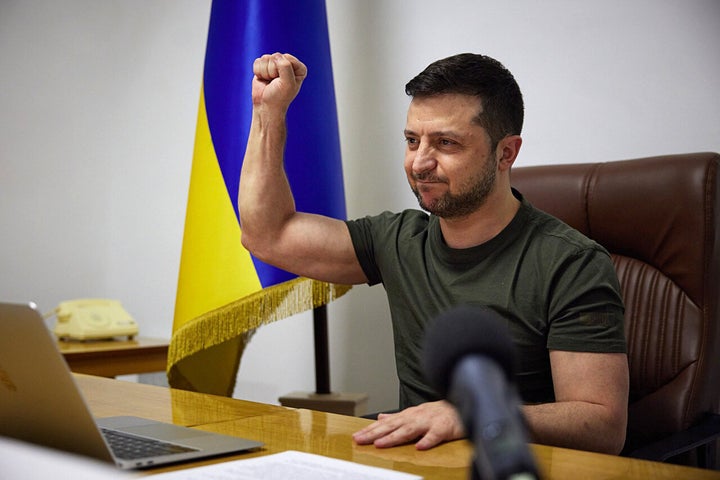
[0,302,263,469]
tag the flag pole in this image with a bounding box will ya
[313,305,331,394]
[280,302,369,415]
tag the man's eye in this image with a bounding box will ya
[405,137,419,146]
[440,139,456,146]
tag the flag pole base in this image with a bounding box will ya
[279,391,368,416]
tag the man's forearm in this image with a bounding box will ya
[522,401,626,455]
[239,108,296,257]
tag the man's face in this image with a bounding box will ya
[404,93,497,219]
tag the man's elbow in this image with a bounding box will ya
[591,411,627,455]
[602,426,627,456]
[606,417,628,455]
[240,230,269,260]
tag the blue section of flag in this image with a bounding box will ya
[202,0,346,288]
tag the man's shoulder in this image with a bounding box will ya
[371,208,429,222]
[348,209,430,232]
[522,202,609,256]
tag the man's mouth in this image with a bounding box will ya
[413,173,444,184]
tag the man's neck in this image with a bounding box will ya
[438,188,521,249]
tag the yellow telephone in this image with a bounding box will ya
[53,299,139,341]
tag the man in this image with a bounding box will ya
[239,52,629,455]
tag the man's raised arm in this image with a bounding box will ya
[239,53,366,285]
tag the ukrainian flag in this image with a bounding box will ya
[169,0,350,396]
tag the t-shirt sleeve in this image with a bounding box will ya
[546,246,627,354]
[345,216,383,286]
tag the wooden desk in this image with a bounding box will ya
[76,374,720,479]
[59,337,168,377]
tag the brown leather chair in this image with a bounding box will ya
[511,152,720,468]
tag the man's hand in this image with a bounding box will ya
[251,53,307,113]
[352,400,465,450]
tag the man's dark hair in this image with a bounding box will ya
[405,53,524,150]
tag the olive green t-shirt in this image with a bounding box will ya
[345,190,626,408]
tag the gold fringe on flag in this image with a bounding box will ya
[167,278,351,396]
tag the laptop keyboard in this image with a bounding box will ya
[101,428,198,460]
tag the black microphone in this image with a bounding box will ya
[423,305,540,480]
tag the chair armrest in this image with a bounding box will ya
[628,413,720,466]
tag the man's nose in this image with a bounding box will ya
[412,143,436,174]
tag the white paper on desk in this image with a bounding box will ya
[0,436,129,480]
[149,450,423,480]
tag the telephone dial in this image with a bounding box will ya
[52,298,139,340]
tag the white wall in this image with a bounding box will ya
[1,0,719,414]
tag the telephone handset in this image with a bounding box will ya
[52,298,139,341]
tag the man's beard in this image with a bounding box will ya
[412,158,497,219]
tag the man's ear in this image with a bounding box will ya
[496,135,522,171]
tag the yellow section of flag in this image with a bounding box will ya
[168,89,261,395]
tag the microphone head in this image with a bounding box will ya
[423,305,517,397]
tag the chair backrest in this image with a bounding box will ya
[511,152,720,451]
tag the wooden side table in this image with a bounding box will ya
[58,337,169,378]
